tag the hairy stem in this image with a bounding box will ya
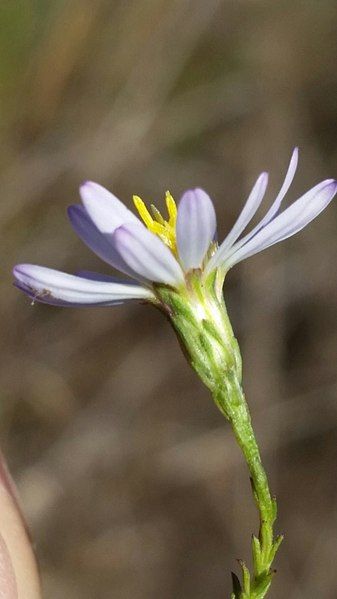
[156,283,282,598]
[214,375,282,599]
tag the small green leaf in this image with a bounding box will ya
[238,559,251,593]
[253,571,274,597]
[271,497,278,522]
[252,534,262,574]
[269,534,284,562]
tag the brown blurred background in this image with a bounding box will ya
[1,1,337,597]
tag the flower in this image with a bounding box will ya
[13,149,336,308]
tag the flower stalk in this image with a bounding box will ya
[216,378,283,599]
[158,277,282,598]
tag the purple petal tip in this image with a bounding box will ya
[322,178,337,191]
[180,188,210,203]
[13,264,23,277]
[330,180,337,194]
[79,180,95,191]
[258,172,269,185]
[112,223,134,239]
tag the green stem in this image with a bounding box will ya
[214,375,282,599]
[156,283,282,598]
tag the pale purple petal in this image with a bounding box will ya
[68,204,125,268]
[205,172,268,274]
[79,181,139,233]
[254,147,299,229]
[13,264,153,307]
[176,188,216,270]
[225,147,299,260]
[225,179,337,268]
[75,270,123,282]
[68,204,147,282]
[112,223,184,286]
[14,281,126,308]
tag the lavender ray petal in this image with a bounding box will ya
[221,148,299,265]
[176,188,217,270]
[75,270,125,282]
[79,181,139,233]
[205,172,268,273]
[14,281,125,308]
[68,205,148,283]
[225,179,337,268]
[13,264,154,306]
[112,223,184,286]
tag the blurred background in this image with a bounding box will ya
[1,1,337,597]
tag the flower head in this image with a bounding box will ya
[13,149,336,309]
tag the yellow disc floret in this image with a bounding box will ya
[133,191,177,252]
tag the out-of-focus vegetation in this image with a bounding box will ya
[1,1,337,597]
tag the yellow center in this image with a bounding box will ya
[133,191,177,252]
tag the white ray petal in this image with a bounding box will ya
[222,148,299,264]
[13,264,153,306]
[80,181,139,233]
[205,172,268,273]
[68,204,147,283]
[176,188,217,270]
[225,179,337,268]
[68,204,129,269]
[112,223,184,286]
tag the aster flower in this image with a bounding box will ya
[13,148,337,309]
